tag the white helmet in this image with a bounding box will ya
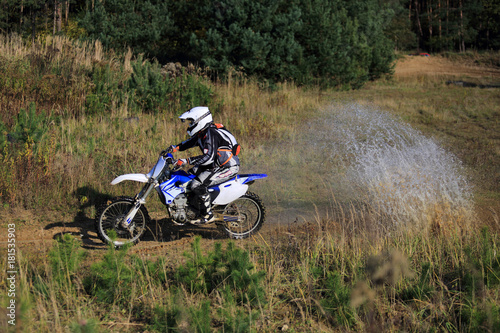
[179,106,213,137]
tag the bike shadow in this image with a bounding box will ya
[44,210,105,250]
[44,186,226,250]
[143,218,225,243]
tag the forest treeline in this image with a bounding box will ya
[1,0,499,87]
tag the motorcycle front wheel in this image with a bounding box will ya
[217,191,265,239]
[95,196,150,247]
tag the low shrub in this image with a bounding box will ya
[173,236,266,306]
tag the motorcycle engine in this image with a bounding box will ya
[171,194,188,222]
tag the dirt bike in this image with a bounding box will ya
[95,153,267,247]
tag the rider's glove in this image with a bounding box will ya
[176,158,187,167]
[161,145,179,156]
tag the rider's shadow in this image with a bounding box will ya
[44,186,225,249]
[44,186,114,249]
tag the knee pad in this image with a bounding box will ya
[192,184,208,196]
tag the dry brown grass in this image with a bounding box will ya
[394,55,500,82]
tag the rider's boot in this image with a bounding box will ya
[200,192,215,223]
[192,192,215,224]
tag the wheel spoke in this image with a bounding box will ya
[97,199,147,246]
[221,194,263,238]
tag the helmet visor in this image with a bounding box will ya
[181,118,195,125]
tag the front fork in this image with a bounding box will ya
[122,181,157,227]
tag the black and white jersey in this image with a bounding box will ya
[177,123,240,169]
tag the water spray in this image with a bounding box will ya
[309,102,475,231]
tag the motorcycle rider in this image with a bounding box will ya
[162,106,240,224]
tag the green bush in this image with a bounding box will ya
[0,57,31,97]
[83,233,170,309]
[49,234,87,288]
[312,269,357,328]
[398,262,435,302]
[127,56,168,113]
[173,236,266,305]
[0,120,8,150]
[10,103,51,149]
[217,287,261,333]
[169,72,214,114]
[69,318,101,333]
[85,63,124,115]
[0,102,58,207]
[188,301,212,333]
[148,301,183,332]
[127,56,213,114]
[83,55,214,115]
[83,237,134,305]
[31,234,86,307]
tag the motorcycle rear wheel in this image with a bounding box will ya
[217,191,265,239]
[95,196,150,247]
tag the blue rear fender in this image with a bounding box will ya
[238,173,268,184]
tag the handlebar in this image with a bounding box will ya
[159,151,186,172]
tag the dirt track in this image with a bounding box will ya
[0,203,304,258]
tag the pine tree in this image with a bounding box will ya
[79,0,173,59]
[188,0,302,81]
[296,0,394,87]
[295,0,349,85]
[382,0,417,51]
[343,0,395,80]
